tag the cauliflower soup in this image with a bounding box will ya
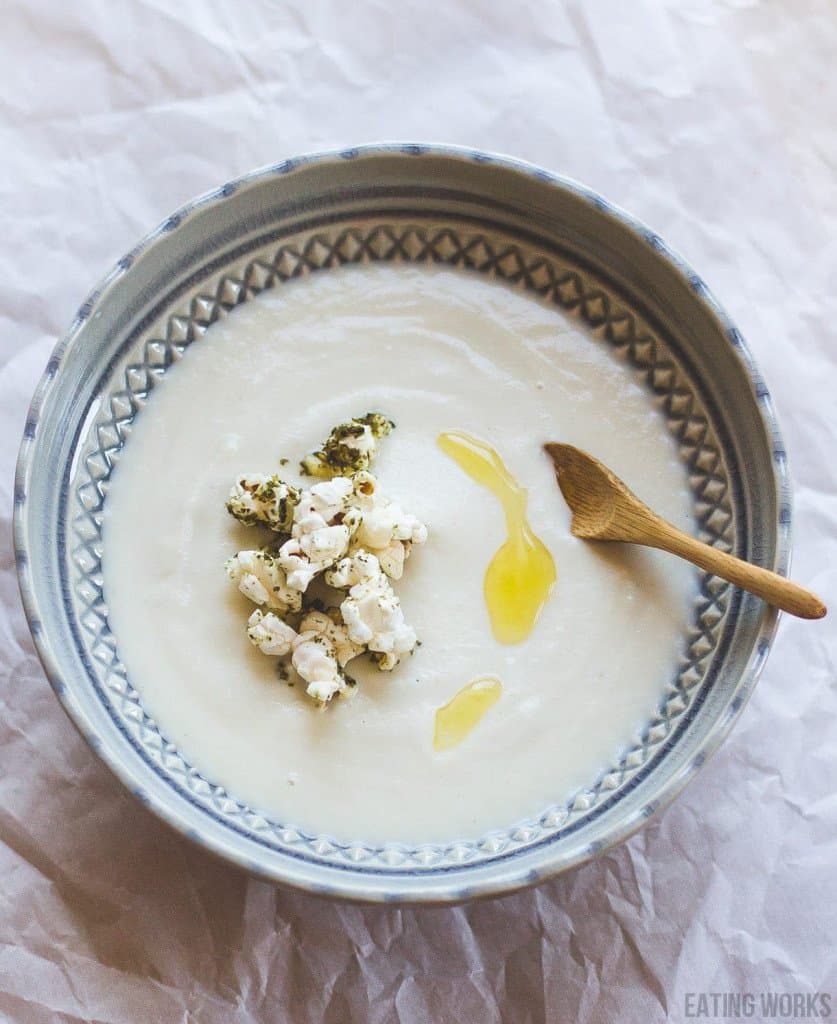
[102,263,695,844]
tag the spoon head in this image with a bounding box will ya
[543,443,637,540]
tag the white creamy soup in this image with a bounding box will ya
[103,264,696,844]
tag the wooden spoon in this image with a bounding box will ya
[544,442,826,620]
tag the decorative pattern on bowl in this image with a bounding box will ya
[15,146,788,902]
[69,220,733,867]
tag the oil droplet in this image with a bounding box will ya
[438,431,556,643]
[434,677,502,752]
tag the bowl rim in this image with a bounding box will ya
[13,143,790,903]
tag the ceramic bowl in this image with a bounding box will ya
[14,145,789,903]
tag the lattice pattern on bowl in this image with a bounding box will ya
[69,220,734,872]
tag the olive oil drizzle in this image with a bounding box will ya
[433,677,503,752]
[437,431,557,643]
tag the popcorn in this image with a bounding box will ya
[298,609,365,668]
[348,472,428,580]
[324,548,375,588]
[291,637,345,705]
[225,549,301,613]
[290,609,365,705]
[331,551,418,669]
[278,524,352,592]
[226,474,299,532]
[225,414,425,704]
[300,413,393,478]
[276,478,357,591]
[296,477,355,525]
[247,609,297,656]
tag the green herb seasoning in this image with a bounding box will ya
[226,474,300,532]
[300,412,394,478]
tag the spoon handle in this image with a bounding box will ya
[639,518,826,620]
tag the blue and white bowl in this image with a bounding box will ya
[14,145,789,903]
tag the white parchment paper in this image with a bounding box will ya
[1,2,836,1020]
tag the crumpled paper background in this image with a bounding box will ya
[2,1,836,1020]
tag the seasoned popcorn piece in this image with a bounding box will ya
[292,640,344,705]
[277,477,357,591]
[300,413,394,478]
[298,608,365,668]
[297,476,355,524]
[368,539,406,580]
[226,474,299,532]
[346,472,428,580]
[225,549,302,613]
[246,607,364,705]
[324,548,379,589]
[246,609,298,656]
[328,550,418,670]
[291,609,364,705]
[279,526,351,592]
